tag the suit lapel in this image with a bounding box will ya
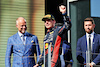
[24,32,33,54]
[84,35,88,63]
[84,35,87,51]
[92,33,96,52]
[13,33,25,53]
[14,33,24,46]
[14,32,34,54]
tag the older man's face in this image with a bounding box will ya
[16,18,27,34]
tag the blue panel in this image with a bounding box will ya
[91,0,100,17]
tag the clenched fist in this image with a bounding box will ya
[59,5,66,14]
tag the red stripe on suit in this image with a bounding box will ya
[51,35,61,67]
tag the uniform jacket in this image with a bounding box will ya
[38,15,71,67]
[5,32,41,67]
[77,33,100,65]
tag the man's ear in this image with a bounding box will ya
[93,24,95,28]
[16,25,18,28]
[54,20,56,24]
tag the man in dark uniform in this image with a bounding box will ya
[34,5,71,67]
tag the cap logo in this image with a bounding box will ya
[44,15,51,18]
[42,14,55,21]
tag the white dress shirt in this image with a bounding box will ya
[18,31,26,45]
[86,31,95,65]
[86,31,94,50]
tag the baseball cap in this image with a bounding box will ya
[42,14,55,21]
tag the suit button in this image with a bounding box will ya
[29,62,30,64]
[30,49,31,51]
[22,63,23,64]
[17,63,20,65]
[28,55,30,58]
[18,50,20,52]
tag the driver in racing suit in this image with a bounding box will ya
[34,5,72,67]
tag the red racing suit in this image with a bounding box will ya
[38,14,71,67]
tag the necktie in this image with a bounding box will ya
[22,35,25,45]
[89,34,92,61]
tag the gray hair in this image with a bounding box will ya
[16,17,26,25]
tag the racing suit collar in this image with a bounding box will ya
[46,27,55,33]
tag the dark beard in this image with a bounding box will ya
[88,30,92,34]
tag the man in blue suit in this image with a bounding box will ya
[76,17,100,67]
[5,17,41,67]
